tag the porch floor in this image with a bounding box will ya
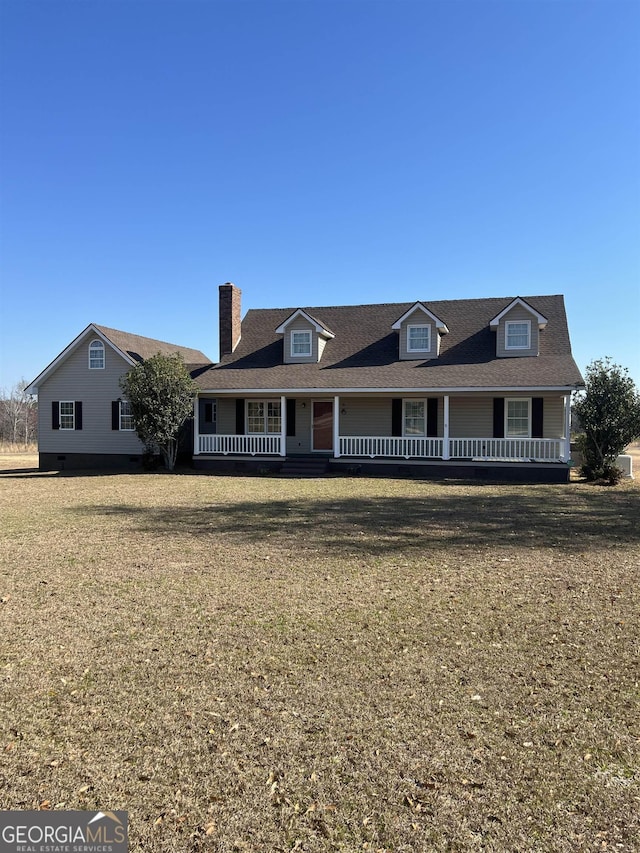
[193,454,570,483]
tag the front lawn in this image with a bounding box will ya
[1,461,638,851]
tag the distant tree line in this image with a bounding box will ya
[0,382,37,445]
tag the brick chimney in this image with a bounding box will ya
[219,282,241,359]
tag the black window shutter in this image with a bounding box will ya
[204,402,214,424]
[112,401,120,430]
[493,398,504,438]
[235,399,245,434]
[52,401,60,430]
[75,401,83,430]
[391,398,403,437]
[286,398,296,437]
[532,397,544,438]
[427,398,438,437]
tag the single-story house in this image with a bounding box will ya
[27,283,585,481]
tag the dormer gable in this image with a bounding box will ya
[391,302,449,360]
[275,309,335,364]
[489,297,548,358]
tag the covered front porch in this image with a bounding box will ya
[193,392,572,466]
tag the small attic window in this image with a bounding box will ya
[407,324,431,353]
[505,321,531,350]
[89,339,105,369]
[291,330,312,357]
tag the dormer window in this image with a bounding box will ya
[407,324,431,353]
[89,339,105,369]
[291,330,312,357]
[505,321,531,350]
[276,309,335,364]
[490,298,547,358]
[391,302,448,360]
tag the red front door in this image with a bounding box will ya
[312,401,333,451]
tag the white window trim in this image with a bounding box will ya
[407,324,431,353]
[246,399,282,434]
[505,320,531,350]
[505,397,531,438]
[60,401,75,430]
[119,400,135,431]
[290,330,312,357]
[88,339,105,369]
[403,398,426,437]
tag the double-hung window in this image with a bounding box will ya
[119,400,134,431]
[291,330,312,357]
[506,398,530,437]
[505,321,530,350]
[59,401,75,430]
[247,400,281,434]
[404,400,426,436]
[407,324,430,353]
[89,339,105,369]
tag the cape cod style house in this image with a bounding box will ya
[27,283,584,481]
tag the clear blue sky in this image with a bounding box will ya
[1,0,639,390]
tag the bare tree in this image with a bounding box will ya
[0,381,37,446]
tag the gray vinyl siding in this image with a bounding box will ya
[283,318,320,364]
[398,318,437,360]
[496,305,540,357]
[37,331,144,455]
[451,394,565,438]
[338,398,391,436]
[449,397,494,437]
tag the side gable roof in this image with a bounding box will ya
[26,323,212,393]
[489,297,548,329]
[93,325,211,363]
[196,294,583,392]
[274,308,335,338]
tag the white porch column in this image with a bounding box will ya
[334,396,340,458]
[442,395,450,459]
[193,396,200,455]
[280,395,286,457]
[562,394,571,462]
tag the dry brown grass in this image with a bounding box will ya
[0,462,638,852]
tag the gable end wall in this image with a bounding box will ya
[37,333,144,455]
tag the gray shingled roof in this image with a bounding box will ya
[194,295,583,391]
[95,325,211,365]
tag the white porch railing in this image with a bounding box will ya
[338,436,563,462]
[198,434,564,462]
[339,436,444,459]
[448,438,562,461]
[198,434,282,455]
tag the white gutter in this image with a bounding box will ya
[196,385,582,395]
